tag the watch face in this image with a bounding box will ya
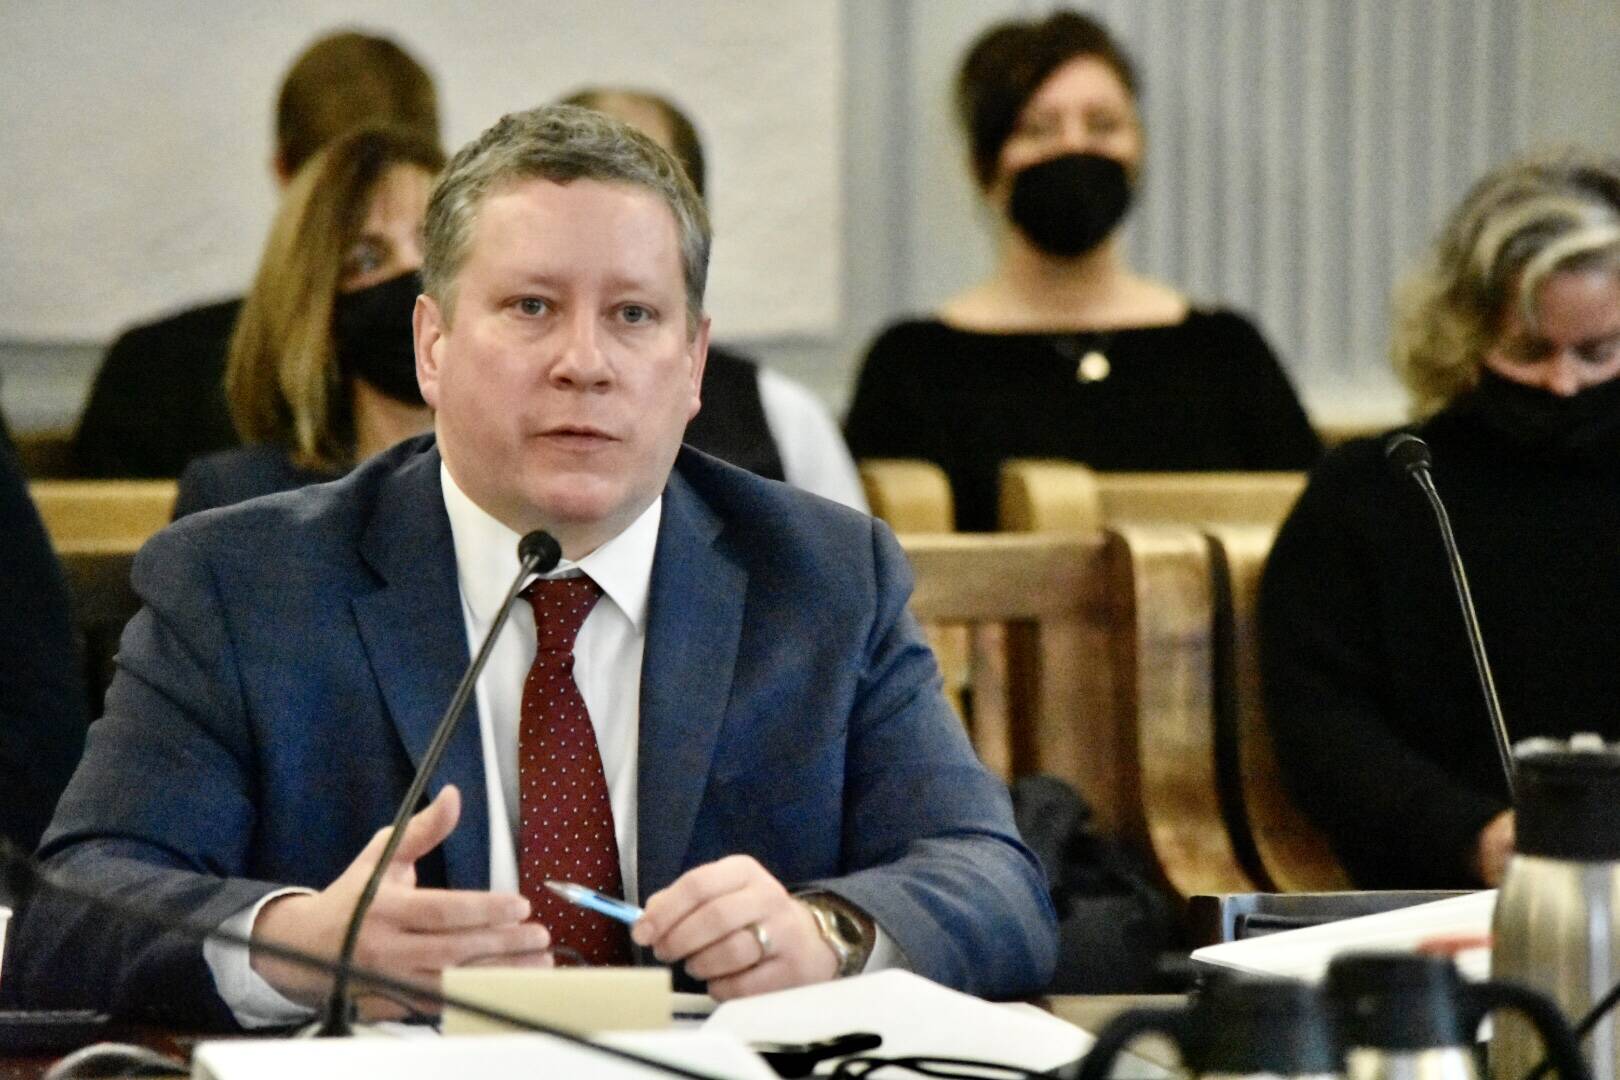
[829,907,862,946]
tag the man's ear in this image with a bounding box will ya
[685,315,711,422]
[414,293,447,410]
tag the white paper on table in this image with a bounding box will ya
[705,969,1092,1075]
[1190,890,1496,982]
[191,1029,777,1080]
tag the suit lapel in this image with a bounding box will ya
[637,465,746,895]
[352,445,490,890]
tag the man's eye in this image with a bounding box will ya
[518,298,548,316]
[620,304,653,324]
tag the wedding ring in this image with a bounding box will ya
[748,920,773,961]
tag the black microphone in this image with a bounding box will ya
[319,529,563,1036]
[1383,433,1517,802]
[0,840,722,1079]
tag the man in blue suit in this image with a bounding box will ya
[13,105,1055,1028]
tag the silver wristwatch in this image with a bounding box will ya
[800,893,875,978]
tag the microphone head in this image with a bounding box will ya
[1384,432,1434,478]
[517,530,563,574]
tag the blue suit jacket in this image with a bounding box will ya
[13,437,1055,1026]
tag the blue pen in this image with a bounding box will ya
[545,880,644,925]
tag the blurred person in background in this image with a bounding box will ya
[845,9,1318,531]
[74,30,440,479]
[563,87,867,511]
[0,437,88,851]
[172,126,444,517]
[1261,151,1620,888]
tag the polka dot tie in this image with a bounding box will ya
[517,575,631,966]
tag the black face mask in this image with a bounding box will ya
[1465,367,1620,462]
[332,270,425,406]
[1007,152,1133,258]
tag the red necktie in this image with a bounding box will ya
[517,575,631,965]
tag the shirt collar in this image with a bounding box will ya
[439,462,660,633]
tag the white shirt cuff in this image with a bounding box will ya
[863,924,905,973]
[203,887,318,1029]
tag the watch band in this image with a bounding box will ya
[800,893,875,978]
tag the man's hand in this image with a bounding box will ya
[1472,809,1516,887]
[250,785,551,1015]
[631,855,837,1000]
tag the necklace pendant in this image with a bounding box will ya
[1076,350,1111,383]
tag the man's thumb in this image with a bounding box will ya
[387,784,461,867]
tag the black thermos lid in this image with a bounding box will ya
[1190,978,1340,1075]
[1516,742,1620,861]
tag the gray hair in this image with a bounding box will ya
[1393,149,1620,416]
[423,104,711,333]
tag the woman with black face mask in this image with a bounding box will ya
[1260,151,1620,891]
[845,9,1320,531]
[172,126,444,519]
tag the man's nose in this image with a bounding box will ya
[550,313,612,388]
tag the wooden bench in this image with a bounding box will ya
[29,481,174,712]
[30,480,176,554]
[902,530,1257,900]
[1001,459,1306,532]
[1206,524,1350,890]
[860,459,954,534]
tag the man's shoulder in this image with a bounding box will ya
[671,445,879,563]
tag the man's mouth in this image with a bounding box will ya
[537,425,618,448]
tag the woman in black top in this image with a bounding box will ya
[845,10,1318,531]
[1261,152,1620,888]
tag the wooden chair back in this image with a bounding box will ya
[30,480,177,554]
[903,534,1109,784]
[859,459,954,534]
[1205,524,1351,890]
[58,547,143,719]
[903,530,1257,899]
[1000,460,1305,532]
[1106,526,1258,898]
[13,426,77,478]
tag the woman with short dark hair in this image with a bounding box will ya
[846,9,1319,531]
[1261,151,1620,888]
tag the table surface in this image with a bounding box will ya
[0,996,1186,1079]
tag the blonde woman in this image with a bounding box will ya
[174,127,444,518]
[1261,151,1620,889]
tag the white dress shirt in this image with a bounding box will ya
[207,463,891,1028]
[756,368,869,513]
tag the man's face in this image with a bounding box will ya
[415,177,708,555]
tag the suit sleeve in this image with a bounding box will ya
[1259,458,1503,886]
[7,525,282,1027]
[805,518,1058,999]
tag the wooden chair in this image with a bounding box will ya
[903,533,1109,784]
[29,480,177,555]
[1000,459,1305,532]
[58,546,143,717]
[1107,526,1258,899]
[1205,524,1350,891]
[859,459,954,534]
[13,426,77,478]
[29,481,173,712]
[903,530,1256,899]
